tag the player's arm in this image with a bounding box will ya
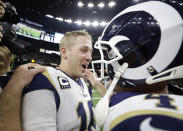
[0,63,46,131]
[85,69,107,97]
[22,70,58,131]
[22,90,57,131]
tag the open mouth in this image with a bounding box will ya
[82,65,87,69]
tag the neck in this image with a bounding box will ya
[58,65,78,81]
[114,82,168,94]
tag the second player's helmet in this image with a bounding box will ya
[92,0,183,88]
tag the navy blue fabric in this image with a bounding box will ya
[109,92,143,107]
[111,114,183,131]
[0,71,13,89]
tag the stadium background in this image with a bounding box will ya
[2,1,183,130]
[5,0,182,109]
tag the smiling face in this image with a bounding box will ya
[59,31,93,80]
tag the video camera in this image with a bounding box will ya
[0,2,31,56]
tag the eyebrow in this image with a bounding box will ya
[81,45,93,49]
[81,46,93,52]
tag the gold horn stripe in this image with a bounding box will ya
[109,110,183,130]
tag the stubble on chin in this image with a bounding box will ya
[79,70,86,78]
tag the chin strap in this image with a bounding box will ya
[146,65,183,84]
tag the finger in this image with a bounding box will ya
[0,6,5,15]
[31,66,46,74]
[88,71,93,75]
[25,63,40,69]
[85,70,93,76]
[26,63,40,66]
[0,32,3,40]
[0,51,7,63]
[28,66,35,70]
[0,25,3,31]
[0,46,12,63]
[25,63,46,72]
[0,1,6,8]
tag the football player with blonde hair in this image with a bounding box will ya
[22,30,104,131]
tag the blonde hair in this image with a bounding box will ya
[59,30,92,50]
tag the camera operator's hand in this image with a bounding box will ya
[0,45,13,75]
[0,0,5,19]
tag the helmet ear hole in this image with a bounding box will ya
[118,52,137,68]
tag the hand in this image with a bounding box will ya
[84,69,98,87]
[9,63,46,88]
[0,46,13,75]
[0,1,5,42]
[85,69,107,97]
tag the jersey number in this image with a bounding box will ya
[76,100,94,130]
[145,94,176,110]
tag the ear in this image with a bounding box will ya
[60,47,67,59]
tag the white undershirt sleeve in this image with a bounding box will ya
[22,89,57,131]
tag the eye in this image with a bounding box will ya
[81,48,87,52]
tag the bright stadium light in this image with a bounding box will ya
[100,21,108,26]
[98,2,105,8]
[92,21,99,27]
[88,3,94,8]
[83,20,91,26]
[74,20,82,26]
[56,17,64,21]
[78,1,84,7]
[108,1,116,8]
[64,19,72,23]
[46,14,54,18]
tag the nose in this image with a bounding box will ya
[86,51,92,62]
